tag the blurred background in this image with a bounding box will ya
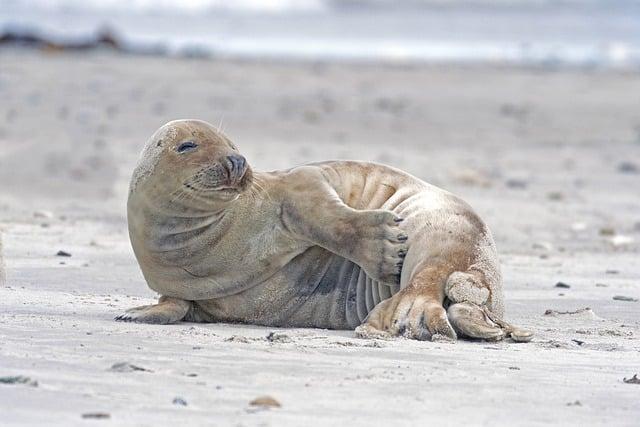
[2,0,640,65]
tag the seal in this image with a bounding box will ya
[117,119,532,342]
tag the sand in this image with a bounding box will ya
[0,50,639,426]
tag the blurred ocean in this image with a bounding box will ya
[2,0,640,67]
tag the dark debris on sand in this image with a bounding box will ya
[81,413,110,419]
[623,374,640,384]
[0,375,38,386]
[108,362,151,373]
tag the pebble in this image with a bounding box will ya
[623,374,640,384]
[249,396,281,408]
[505,178,528,189]
[599,227,615,236]
[56,250,72,257]
[172,397,188,406]
[617,161,639,174]
[547,191,564,201]
[555,282,571,289]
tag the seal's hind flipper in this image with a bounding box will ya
[481,305,534,343]
[447,302,505,341]
[447,302,533,342]
[116,296,190,324]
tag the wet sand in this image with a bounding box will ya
[0,50,639,426]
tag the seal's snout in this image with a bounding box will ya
[225,155,247,181]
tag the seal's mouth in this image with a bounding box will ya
[195,166,252,194]
[183,156,252,199]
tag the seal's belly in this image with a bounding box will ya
[192,246,399,329]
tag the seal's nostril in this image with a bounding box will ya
[226,155,246,178]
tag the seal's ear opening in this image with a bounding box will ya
[177,141,198,153]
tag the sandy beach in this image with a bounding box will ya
[0,50,639,426]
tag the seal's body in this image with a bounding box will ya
[120,120,532,342]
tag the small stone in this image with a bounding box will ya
[56,250,72,257]
[505,178,528,189]
[623,374,640,384]
[566,400,582,407]
[555,282,571,289]
[571,339,585,346]
[547,191,564,201]
[249,396,281,408]
[599,227,615,236]
[508,366,520,370]
[605,269,619,275]
[81,413,110,419]
[595,283,608,287]
[172,397,188,406]
[617,161,639,174]
[613,295,638,302]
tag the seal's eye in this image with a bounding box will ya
[177,141,198,153]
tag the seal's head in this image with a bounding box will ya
[131,119,252,210]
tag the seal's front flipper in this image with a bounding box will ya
[115,296,190,324]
